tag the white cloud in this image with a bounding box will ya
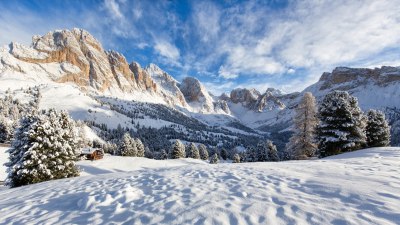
[104,0,123,20]
[218,66,238,79]
[154,40,180,61]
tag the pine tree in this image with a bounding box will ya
[0,116,12,143]
[209,153,219,164]
[286,92,318,159]
[5,109,79,188]
[187,143,200,159]
[366,110,391,147]
[118,133,136,156]
[317,91,367,157]
[198,144,209,160]
[135,138,145,157]
[220,148,228,160]
[256,141,269,162]
[171,140,185,159]
[159,149,168,160]
[267,140,280,161]
[245,146,257,162]
[233,153,241,163]
[144,146,154,159]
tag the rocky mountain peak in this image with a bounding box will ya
[319,66,400,91]
[179,77,215,112]
[230,88,260,106]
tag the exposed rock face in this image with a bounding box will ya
[230,88,260,106]
[319,66,400,90]
[129,62,157,91]
[254,91,286,112]
[179,77,215,112]
[145,64,187,107]
[214,100,231,114]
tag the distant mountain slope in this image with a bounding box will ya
[1,28,400,148]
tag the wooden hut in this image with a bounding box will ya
[80,148,104,160]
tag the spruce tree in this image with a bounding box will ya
[171,140,185,159]
[267,141,280,161]
[209,153,219,164]
[5,109,79,188]
[246,146,257,162]
[256,141,269,162]
[187,143,200,159]
[233,153,241,163]
[286,92,318,159]
[119,133,136,156]
[0,116,12,143]
[198,144,209,160]
[317,91,367,157]
[135,138,145,157]
[366,110,390,147]
[220,148,228,160]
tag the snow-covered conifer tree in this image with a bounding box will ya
[198,144,209,160]
[0,116,12,143]
[286,92,318,159]
[5,109,79,187]
[246,146,257,162]
[220,148,228,160]
[187,143,200,159]
[366,110,390,147]
[171,140,185,159]
[135,138,145,157]
[233,153,240,163]
[267,140,280,161]
[317,91,367,157]
[159,149,168,160]
[118,133,136,156]
[209,153,219,164]
[256,141,269,162]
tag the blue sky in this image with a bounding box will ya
[1,0,400,94]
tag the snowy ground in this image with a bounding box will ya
[0,147,399,224]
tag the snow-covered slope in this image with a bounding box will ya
[1,28,400,147]
[0,147,399,224]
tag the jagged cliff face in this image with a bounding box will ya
[318,66,400,91]
[2,28,400,136]
[180,77,216,113]
[144,63,187,107]
[228,88,285,112]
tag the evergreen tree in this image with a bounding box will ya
[209,153,219,164]
[171,140,185,159]
[286,92,318,159]
[144,146,154,159]
[267,140,280,161]
[159,149,168,160]
[5,109,79,188]
[317,91,367,157]
[198,144,209,160]
[0,116,12,143]
[256,141,269,162]
[187,143,200,159]
[220,148,228,160]
[366,110,391,147]
[135,138,145,157]
[233,153,241,163]
[245,146,257,162]
[118,133,136,156]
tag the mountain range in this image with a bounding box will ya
[1,28,399,149]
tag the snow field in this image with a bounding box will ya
[0,147,399,224]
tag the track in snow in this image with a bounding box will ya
[0,148,399,224]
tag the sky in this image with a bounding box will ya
[1,0,400,95]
